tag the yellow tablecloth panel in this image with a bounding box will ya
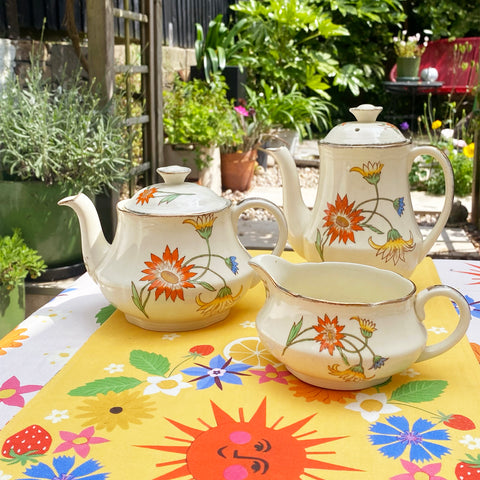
[1,254,480,480]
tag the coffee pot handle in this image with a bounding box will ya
[409,146,454,259]
[230,198,288,256]
[414,285,471,362]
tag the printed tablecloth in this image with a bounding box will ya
[1,254,480,479]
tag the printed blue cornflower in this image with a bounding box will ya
[393,197,405,216]
[226,256,239,274]
[21,455,108,480]
[182,354,251,390]
[453,294,480,319]
[369,415,450,462]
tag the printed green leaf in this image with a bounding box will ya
[286,317,303,345]
[130,349,170,375]
[131,282,142,310]
[389,380,448,403]
[95,304,116,325]
[364,224,384,235]
[198,281,215,291]
[69,376,142,396]
[158,193,181,204]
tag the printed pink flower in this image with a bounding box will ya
[0,376,42,407]
[250,364,290,384]
[391,459,447,479]
[53,426,109,458]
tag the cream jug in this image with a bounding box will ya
[249,255,470,390]
[266,104,454,276]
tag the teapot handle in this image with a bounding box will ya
[230,197,288,256]
[408,146,454,259]
[414,285,470,363]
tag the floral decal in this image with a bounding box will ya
[0,328,28,355]
[53,426,108,457]
[135,186,192,206]
[369,415,450,462]
[390,459,447,480]
[131,213,241,319]
[283,314,388,384]
[315,161,415,265]
[0,376,41,408]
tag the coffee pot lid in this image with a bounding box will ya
[124,165,229,215]
[321,104,409,146]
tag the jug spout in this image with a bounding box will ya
[58,193,110,281]
[248,254,292,293]
[266,147,312,257]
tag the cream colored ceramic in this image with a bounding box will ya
[59,166,288,331]
[249,255,470,390]
[266,104,454,277]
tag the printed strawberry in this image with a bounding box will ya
[456,454,480,480]
[436,412,475,430]
[1,424,52,465]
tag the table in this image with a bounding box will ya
[383,81,444,128]
[1,253,480,479]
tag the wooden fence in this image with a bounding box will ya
[0,0,233,48]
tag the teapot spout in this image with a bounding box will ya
[58,193,110,281]
[266,146,311,257]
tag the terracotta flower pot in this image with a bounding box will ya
[221,150,258,192]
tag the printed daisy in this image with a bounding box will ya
[141,246,196,301]
[460,434,480,450]
[103,363,124,374]
[344,392,401,422]
[75,390,155,432]
[135,186,157,205]
[313,314,345,355]
[323,194,364,245]
[143,374,192,396]
[45,409,69,423]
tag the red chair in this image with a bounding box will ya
[390,37,480,95]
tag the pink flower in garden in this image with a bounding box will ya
[250,364,290,384]
[391,459,447,480]
[54,426,109,457]
[0,376,42,407]
[234,105,249,117]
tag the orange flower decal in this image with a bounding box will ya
[140,246,196,301]
[313,314,345,355]
[0,328,29,355]
[136,186,158,205]
[288,377,356,404]
[323,194,364,245]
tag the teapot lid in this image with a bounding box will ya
[124,166,229,215]
[321,104,409,146]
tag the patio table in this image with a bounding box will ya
[1,251,480,479]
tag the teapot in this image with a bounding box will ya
[249,254,470,390]
[59,166,288,331]
[266,104,454,277]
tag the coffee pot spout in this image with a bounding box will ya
[58,193,110,281]
[266,146,312,257]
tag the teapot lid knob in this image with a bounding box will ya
[157,165,191,184]
[349,104,383,123]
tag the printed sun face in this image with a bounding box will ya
[138,398,359,479]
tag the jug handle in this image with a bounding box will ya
[230,197,288,257]
[414,285,470,363]
[408,146,454,259]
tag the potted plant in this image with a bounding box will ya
[0,52,133,274]
[163,74,237,193]
[0,229,46,338]
[393,30,429,81]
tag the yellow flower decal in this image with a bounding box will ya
[328,364,374,382]
[368,228,415,265]
[431,120,442,130]
[196,286,243,317]
[463,142,475,159]
[76,390,155,432]
[350,161,384,185]
[183,213,217,239]
[350,316,377,338]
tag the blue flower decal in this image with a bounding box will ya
[453,294,480,319]
[21,455,108,479]
[182,354,251,390]
[393,197,405,216]
[369,415,450,462]
[226,256,239,274]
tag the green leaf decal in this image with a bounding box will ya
[69,376,142,396]
[286,317,303,345]
[131,282,142,310]
[198,281,215,291]
[95,304,116,325]
[130,349,170,375]
[389,380,448,403]
[364,224,384,235]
